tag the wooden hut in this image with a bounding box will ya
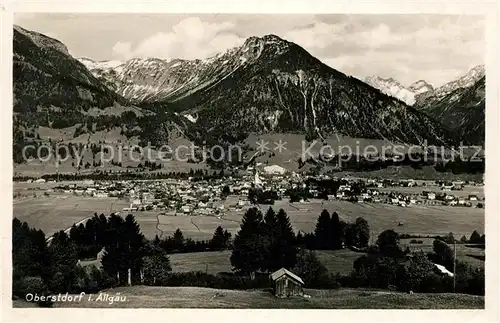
[270,268,304,298]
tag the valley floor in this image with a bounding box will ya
[12,286,484,309]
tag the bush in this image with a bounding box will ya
[20,276,53,307]
[454,262,485,295]
[20,276,47,295]
[293,249,332,288]
[419,273,453,293]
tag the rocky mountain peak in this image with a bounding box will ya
[364,75,418,105]
[14,25,70,56]
[434,65,485,97]
[408,80,434,94]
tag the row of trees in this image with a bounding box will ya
[153,227,232,254]
[248,187,281,204]
[12,218,105,306]
[229,207,372,278]
[295,210,370,251]
[67,213,232,259]
[230,207,297,279]
[14,168,231,182]
[12,214,236,305]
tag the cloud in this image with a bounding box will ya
[112,41,133,58]
[299,15,484,87]
[283,22,347,49]
[16,13,483,87]
[111,17,245,60]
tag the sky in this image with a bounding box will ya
[14,13,484,87]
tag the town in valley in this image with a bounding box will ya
[11,13,486,309]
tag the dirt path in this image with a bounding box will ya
[155,214,165,238]
[190,218,201,231]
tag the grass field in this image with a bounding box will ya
[12,286,484,309]
[13,195,130,238]
[13,191,484,241]
[168,249,373,276]
[168,243,484,277]
[170,251,234,274]
[253,199,484,239]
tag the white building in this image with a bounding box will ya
[263,165,287,175]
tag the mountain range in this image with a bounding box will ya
[365,66,485,145]
[13,25,485,166]
[76,34,453,145]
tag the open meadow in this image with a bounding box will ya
[12,286,484,309]
[168,249,377,276]
[254,199,484,239]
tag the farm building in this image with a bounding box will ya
[270,268,304,298]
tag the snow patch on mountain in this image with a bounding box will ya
[78,57,123,70]
[364,76,426,105]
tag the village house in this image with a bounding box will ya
[445,194,455,201]
[441,184,453,191]
[141,192,154,204]
[270,268,304,298]
[94,192,109,198]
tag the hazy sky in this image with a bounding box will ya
[14,13,484,87]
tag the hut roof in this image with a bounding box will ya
[434,263,454,277]
[270,268,305,285]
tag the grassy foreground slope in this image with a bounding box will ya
[28,286,484,309]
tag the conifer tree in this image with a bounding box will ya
[275,208,297,269]
[314,209,332,249]
[331,212,342,249]
[48,230,79,292]
[211,226,231,250]
[230,207,267,279]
